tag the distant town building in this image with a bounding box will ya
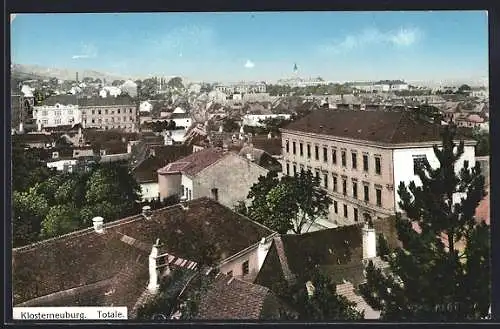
[139,101,153,113]
[242,114,291,127]
[99,86,122,98]
[215,82,266,94]
[280,110,476,228]
[33,102,82,128]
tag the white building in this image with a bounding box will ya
[99,86,122,98]
[242,114,291,127]
[140,101,153,113]
[170,112,192,130]
[33,103,82,128]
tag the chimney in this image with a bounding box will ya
[362,222,377,259]
[148,238,161,293]
[92,216,104,234]
[142,205,152,220]
[257,237,271,271]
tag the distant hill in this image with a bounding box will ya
[11,63,130,82]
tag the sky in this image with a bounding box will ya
[10,11,489,84]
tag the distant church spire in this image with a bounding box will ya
[293,63,298,74]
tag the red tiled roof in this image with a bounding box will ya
[196,273,290,320]
[282,110,474,145]
[251,136,283,156]
[13,198,275,306]
[157,148,227,176]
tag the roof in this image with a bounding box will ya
[77,95,135,107]
[13,198,274,306]
[282,110,474,145]
[157,148,228,176]
[336,282,380,319]
[12,133,54,145]
[133,145,193,183]
[196,273,290,320]
[41,95,78,106]
[250,136,283,156]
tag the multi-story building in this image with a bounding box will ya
[280,110,476,230]
[79,96,138,132]
[33,103,82,128]
[215,82,266,94]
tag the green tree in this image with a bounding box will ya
[279,266,363,320]
[12,186,50,247]
[246,170,332,234]
[472,127,489,156]
[12,142,54,192]
[359,124,490,320]
[377,233,391,261]
[40,204,81,239]
[168,77,184,90]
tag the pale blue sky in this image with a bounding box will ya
[11,11,488,83]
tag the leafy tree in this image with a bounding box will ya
[359,124,490,320]
[458,84,472,94]
[377,233,391,261]
[246,170,332,234]
[12,186,50,247]
[168,77,184,90]
[472,127,489,156]
[12,142,54,192]
[278,266,363,320]
[112,79,125,87]
[40,204,81,239]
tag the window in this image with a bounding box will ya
[42,119,48,125]
[364,184,369,202]
[376,188,382,207]
[285,140,289,153]
[315,170,320,181]
[333,175,338,192]
[363,154,369,172]
[354,208,359,222]
[323,173,328,189]
[332,148,337,164]
[129,116,134,122]
[293,164,297,175]
[118,109,121,114]
[342,178,347,196]
[315,145,319,160]
[341,150,346,167]
[98,110,102,115]
[352,181,358,199]
[343,204,348,218]
[211,188,218,201]
[413,155,427,175]
[105,109,109,115]
[130,108,133,113]
[55,110,61,116]
[188,189,192,201]
[242,260,249,275]
[375,156,381,175]
[54,119,62,125]
[333,201,338,214]
[180,184,185,196]
[292,142,296,155]
[91,119,95,123]
[185,187,188,197]
[323,147,328,162]
[300,164,305,172]
[42,110,48,116]
[352,152,357,169]
[286,163,290,175]
[68,109,73,115]
[300,143,304,157]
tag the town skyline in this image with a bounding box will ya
[11,11,488,84]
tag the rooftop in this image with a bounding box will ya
[133,145,193,183]
[13,198,275,306]
[157,147,228,177]
[282,110,474,145]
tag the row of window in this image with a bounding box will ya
[83,108,135,116]
[285,140,382,174]
[225,259,250,278]
[285,165,383,207]
[39,110,74,116]
[84,116,135,124]
[333,201,372,223]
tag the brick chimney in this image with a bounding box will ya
[362,222,376,259]
[92,216,104,234]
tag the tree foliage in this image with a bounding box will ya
[278,266,363,320]
[472,127,489,156]
[246,171,332,234]
[359,124,490,321]
[167,77,184,90]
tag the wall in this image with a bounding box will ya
[392,144,476,212]
[81,105,137,132]
[34,104,82,127]
[193,153,268,209]
[281,131,395,227]
[158,173,182,200]
[46,159,78,172]
[140,182,159,201]
[181,175,194,201]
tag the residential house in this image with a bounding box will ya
[157,148,269,209]
[132,145,193,201]
[254,219,398,319]
[13,198,277,318]
[281,110,476,228]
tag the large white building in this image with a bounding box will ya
[280,109,476,230]
[33,103,82,128]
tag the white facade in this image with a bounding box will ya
[242,114,292,127]
[181,175,194,201]
[34,104,82,127]
[99,86,122,98]
[140,182,159,201]
[392,144,476,212]
[140,101,153,113]
[46,159,78,172]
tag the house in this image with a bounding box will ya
[139,101,153,113]
[99,86,122,98]
[157,148,269,209]
[281,110,476,227]
[169,112,192,130]
[132,145,193,201]
[13,198,277,318]
[254,219,398,319]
